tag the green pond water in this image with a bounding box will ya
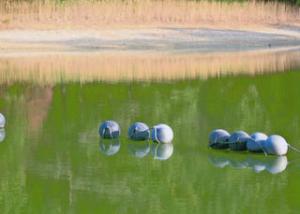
[1,69,300,213]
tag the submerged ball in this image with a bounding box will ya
[151,143,174,160]
[209,129,230,149]
[228,131,250,151]
[246,132,268,152]
[0,113,5,128]
[128,122,150,141]
[99,120,120,139]
[262,135,288,156]
[151,124,174,143]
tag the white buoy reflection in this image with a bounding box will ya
[128,141,150,158]
[0,129,5,143]
[99,139,120,156]
[209,154,288,174]
[266,156,288,174]
[151,143,174,160]
[0,113,5,128]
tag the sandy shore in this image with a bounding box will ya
[1,26,300,56]
[0,26,300,83]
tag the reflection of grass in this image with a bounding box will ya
[1,0,299,29]
[0,50,300,84]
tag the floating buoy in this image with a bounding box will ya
[151,124,173,143]
[229,131,250,151]
[246,132,268,152]
[99,120,120,139]
[0,129,5,143]
[128,122,150,141]
[151,143,174,160]
[262,135,288,156]
[128,141,150,158]
[99,139,120,156]
[208,129,230,149]
[0,113,5,128]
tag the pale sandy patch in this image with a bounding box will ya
[0,27,300,56]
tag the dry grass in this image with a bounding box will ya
[0,0,299,30]
[0,50,299,84]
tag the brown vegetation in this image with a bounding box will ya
[0,0,299,30]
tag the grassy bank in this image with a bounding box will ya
[0,0,299,30]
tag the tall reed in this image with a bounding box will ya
[0,0,299,29]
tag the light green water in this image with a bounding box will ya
[1,69,300,213]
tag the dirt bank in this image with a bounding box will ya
[0,26,300,56]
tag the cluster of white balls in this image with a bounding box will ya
[209,129,289,156]
[99,120,174,143]
[98,120,174,160]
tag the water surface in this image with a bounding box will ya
[1,53,300,213]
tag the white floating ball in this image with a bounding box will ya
[128,122,150,141]
[0,113,5,128]
[228,131,250,151]
[99,139,120,156]
[246,132,268,152]
[251,132,268,141]
[99,120,120,139]
[151,124,174,143]
[262,135,288,156]
[266,156,288,174]
[0,129,5,143]
[209,129,230,149]
[128,141,150,158]
[151,143,174,160]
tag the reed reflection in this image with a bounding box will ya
[99,139,120,156]
[1,50,300,84]
[209,154,288,174]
